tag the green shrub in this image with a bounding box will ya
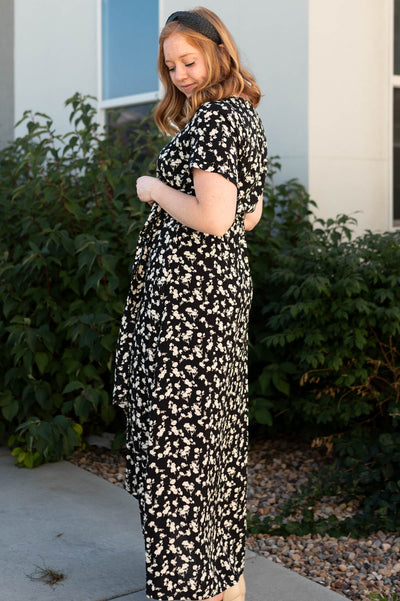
[247,160,400,535]
[0,93,164,465]
[248,164,400,433]
[247,158,319,426]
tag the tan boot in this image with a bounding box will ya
[223,574,246,601]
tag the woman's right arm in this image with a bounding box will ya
[244,194,263,231]
[136,169,237,237]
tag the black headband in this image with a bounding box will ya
[166,11,222,45]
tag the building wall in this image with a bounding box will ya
[14,0,98,138]
[309,0,391,233]
[162,0,309,186]
[7,0,394,233]
[0,0,14,149]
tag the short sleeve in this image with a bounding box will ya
[189,103,238,187]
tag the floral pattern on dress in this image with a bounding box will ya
[113,96,267,601]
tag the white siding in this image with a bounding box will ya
[10,0,393,233]
[14,0,98,138]
[309,0,391,233]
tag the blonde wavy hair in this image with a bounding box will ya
[154,6,262,136]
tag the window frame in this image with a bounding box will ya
[96,0,162,131]
[391,0,400,228]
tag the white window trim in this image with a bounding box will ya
[96,0,162,131]
[96,0,104,130]
[390,1,400,228]
[100,91,160,110]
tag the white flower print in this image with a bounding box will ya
[113,97,267,601]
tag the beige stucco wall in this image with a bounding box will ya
[0,0,14,149]
[14,0,98,138]
[308,0,391,233]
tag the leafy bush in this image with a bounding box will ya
[246,160,400,535]
[248,158,400,435]
[247,159,319,426]
[0,93,164,466]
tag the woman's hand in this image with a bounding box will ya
[136,176,160,205]
[244,194,263,231]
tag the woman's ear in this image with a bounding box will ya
[218,43,229,59]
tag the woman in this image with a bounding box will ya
[113,7,268,601]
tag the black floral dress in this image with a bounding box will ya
[113,96,268,601]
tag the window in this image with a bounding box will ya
[393,0,400,226]
[106,102,156,148]
[100,0,160,132]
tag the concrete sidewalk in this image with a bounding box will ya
[0,445,348,601]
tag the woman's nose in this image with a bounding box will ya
[174,64,187,82]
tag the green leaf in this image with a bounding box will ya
[253,398,273,426]
[2,401,19,421]
[101,404,115,425]
[254,408,273,425]
[101,254,117,275]
[23,453,35,468]
[0,391,13,407]
[73,422,83,437]
[83,271,105,295]
[16,451,26,464]
[74,395,90,421]
[62,401,73,414]
[35,386,49,409]
[35,352,49,374]
[63,381,84,394]
[272,372,290,396]
[35,421,52,443]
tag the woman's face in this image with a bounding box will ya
[163,32,208,98]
